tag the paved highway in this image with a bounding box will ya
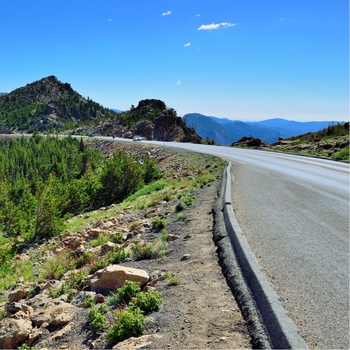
[137,140,349,349]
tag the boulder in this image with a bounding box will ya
[0,317,32,349]
[8,287,30,302]
[31,303,77,327]
[82,265,149,291]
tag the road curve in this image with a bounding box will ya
[136,140,349,349]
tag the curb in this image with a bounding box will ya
[217,162,308,349]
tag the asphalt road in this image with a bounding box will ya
[139,141,349,349]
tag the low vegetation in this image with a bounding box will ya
[0,137,225,347]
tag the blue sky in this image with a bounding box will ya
[0,0,348,121]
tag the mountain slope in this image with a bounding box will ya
[183,113,238,144]
[0,77,201,142]
[0,76,116,132]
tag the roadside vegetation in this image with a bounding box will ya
[0,137,225,293]
[0,134,161,262]
[233,122,349,162]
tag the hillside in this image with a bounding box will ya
[233,122,350,162]
[0,76,116,133]
[184,113,344,145]
[0,138,252,349]
[0,77,201,143]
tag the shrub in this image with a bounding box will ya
[332,147,349,161]
[174,201,186,212]
[115,280,141,304]
[90,232,110,247]
[129,290,162,314]
[39,253,74,280]
[107,308,145,346]
[164,272,180,286]
[177,214,187,221]
[111,233,124,244]
[88,304,108,333]
[131,240,167,261]
[183,195,195,206]
[160,231,169,242]
[151,217,166,231]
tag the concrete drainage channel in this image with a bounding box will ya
[213,162,308,349]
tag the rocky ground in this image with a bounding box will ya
[0,141,253,349]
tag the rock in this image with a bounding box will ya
[87,227,105,237]
[26,294,50,309]
[112,334,162,349]
[8,287,30,302]
[71,291,96,308]
[27,328,43,346]
[31,303,77,327]
[0,317,33,349]
[49,323,72,341]
[6,302,23,314]
[82,265,149,291]
[168,234,179,241]
[180,254,191,261]
[100,241,116,255]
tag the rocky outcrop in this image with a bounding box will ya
[232,136,263,147]
[82,265,149,291]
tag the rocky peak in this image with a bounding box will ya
[135,99,166,112]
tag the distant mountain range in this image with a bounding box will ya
[183,113,345,144]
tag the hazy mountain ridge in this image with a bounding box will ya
[184,113,344,145]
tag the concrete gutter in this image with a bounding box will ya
[214,162,308,349]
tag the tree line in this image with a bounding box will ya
[0,135,161,261]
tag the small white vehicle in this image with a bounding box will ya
[133,135,142,141]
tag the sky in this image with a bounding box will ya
[0,0,348,122]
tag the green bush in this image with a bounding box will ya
[332,147,349,161]
[107,307,145,346]
[111,233,124,244]
[131,240,167,261]
[129,290,162,313]
[174,201,186,212]
[115,281,141,304]
[88,304,108,333]
[164,272,180,286]
[151,217,166,231]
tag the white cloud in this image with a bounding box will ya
[162,10,172,16]
[184,42,191,47]
[177,80,181,86]
[107,19,112,22]
[198,22,238,30]
[196,14,201,17]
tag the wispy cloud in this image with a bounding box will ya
[107,19,112,22]
[177,80,181,86]
[196,14,201,17]
[184,42,191,47]
[198,22,238,30]
[162,10,172,16]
